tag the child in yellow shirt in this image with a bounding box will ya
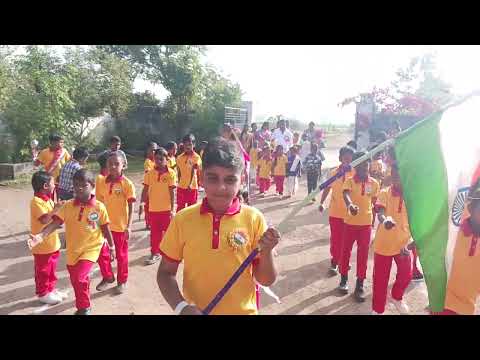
[157,137,280,315]
[272,145,288,197]
[257,145,273,197]
[29,169,114,315]
[29,171,67,305]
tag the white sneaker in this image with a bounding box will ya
[391,298,410,314]
[371,310,383,315]
[53,289,68,300]
[38,292,63,305]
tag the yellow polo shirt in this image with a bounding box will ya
[167,156,176,170]
[30,195,61,255]
[37,148,71,179]
[257,159,272,179]
[95,174,106,203]
[373,187,411,256]
[327,166,354,219]
[144,167,177,212]
[343,175,380,226]
[272,154,288,176]
[177,152,202,190]
[160,198,267,315]
[445,220,480,315]
[144,158,155,173]
[96,176,136,232]
[54,196,109,266]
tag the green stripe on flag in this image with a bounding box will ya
[395,112,449,312]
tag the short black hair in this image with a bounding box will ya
[110,136,121,144]
[346,140,357,150]
[31,171,53,192]
[97,152,108,169]
[165,141,177,151]
[49,134,63,143]
[73,147,89,161]
[353,151,370,162]
[311,143,318,151]
[339,146,355,158]
[182,134,195,144]
[309,121,315,126]
[147,141,158,148]
[108,150,126,164]
[73,169,95,187]
[154,147,168,158]
[202,137,244,172]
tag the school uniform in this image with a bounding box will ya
[272,154,288,195]
[96,175,136,284]
[53,195,110,311]
[326,165,354,267]
[257,158,272,193]
[286,154,301,196]
[444,219,480,314]
[143,157,156,227]
[372,186,412,314]
[30,193,62,297]
[176,152,202,212]
[144,167,177,255]
[341,175,380,280]
[160,197,268,315]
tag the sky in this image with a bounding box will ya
[136,45,480,125]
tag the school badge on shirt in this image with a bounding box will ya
[227,230,249,251]
[87,212,100,230]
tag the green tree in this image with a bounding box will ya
[3,46,74,161]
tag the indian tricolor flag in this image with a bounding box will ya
[394,94,480,313]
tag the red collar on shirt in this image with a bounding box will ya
[147,155,154,161]
[155,166,168,174]
[34,192,51,202]
[353,174,371,184]
[461,219,480,237]
[100,168,108,177]
[391,185,403,197]
[200,197,241,216]
[105,175,124,184]
[73,194,96,207]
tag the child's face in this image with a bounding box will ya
[107,155,124,177]
[340,152,353,165]
[111,141,121,151]
[184,141,194,153]
[355,161,370,178]
[51,140,64,151]
[374,152,383,160]
[202,165,242,212]
[154,153,167,167]
[148,145,158,156]
[168,145,177,157]
[44,177,55,194]
[73,178,93,202]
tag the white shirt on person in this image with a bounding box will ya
[272,128,294,152]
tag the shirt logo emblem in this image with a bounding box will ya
[227,230,249,251]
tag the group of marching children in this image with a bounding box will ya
[318,130,424,314]
[28,132,209,314]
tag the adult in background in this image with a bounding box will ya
[272,119,293,153]
[256,121,272,148]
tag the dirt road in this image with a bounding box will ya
[0,130,433,315]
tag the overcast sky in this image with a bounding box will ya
[136,45,480,125]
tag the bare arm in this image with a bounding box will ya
[253,228,280,286]
[127,202,134,229]
[141,185,149,203]
[319,187,331,209]
[38,202,64,225]
[343,189,353,208]
[169,187,175,213]
[157,258,203,314]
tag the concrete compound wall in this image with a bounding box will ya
[0,162,34,181]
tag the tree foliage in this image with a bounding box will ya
[340,53,454,118]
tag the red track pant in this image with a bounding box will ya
[150,211,172,255]
[259,178,271,193]
[67,259,95,310]
[274,175,285,194]
[33,250,60,297]
[97,232,129,284]
[177,188,198,212]
[372,252,412,314]
[329,217,344,266]
[339,224,372,280]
